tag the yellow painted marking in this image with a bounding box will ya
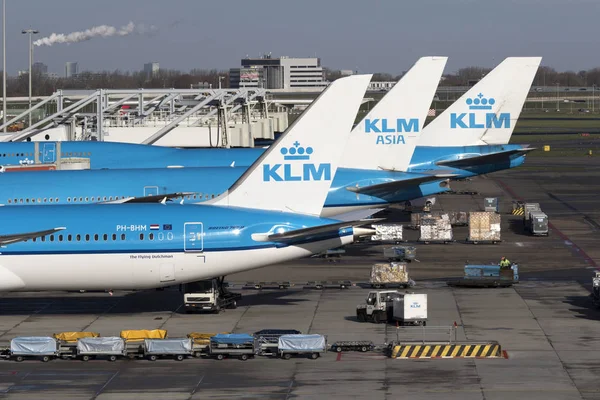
[431,345,441,357]
[460,345,471,357]
[450,346,461,357]
[410,346,421,358]
[400,346,411,358]
[422,345,431,358]
[391,346,400,358]
[482,344,491,356]
[441,345,451,357]
[470,345,481,357]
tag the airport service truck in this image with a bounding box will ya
[183,279,241,313]
[356,291,427,325]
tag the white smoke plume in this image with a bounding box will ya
[34,21,143,47]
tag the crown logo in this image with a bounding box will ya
[466,93,495,110]
[280,141,313,160]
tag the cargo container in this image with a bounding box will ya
[77,337,127,362]
[278,334,327,360]
[10,337,59,362]
[418,214,452,243]
[392,293,428,326]
[467,212,501,244]
[383,246,416,262]
[526,211,549,236]
[370,262,411,288]
[144,338,193,361]
[209,333,256,361]
[370,224,404,242]
[522,203,541,223]
[484,197,499,212]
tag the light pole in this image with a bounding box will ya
[21,28,38,127]
[2,0,6,133]
[218,76,224,89]
[593,84,595,113]
[556,82,560,112]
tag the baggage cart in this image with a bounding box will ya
[10,337,59,362]
[330,340,374,353]
[383,246,416,262]
[188,332,228,357]
[448,264,519,287]
[467,212,501,244]
[209,333,256,361]
[418,214,453,244]
[278,334,327,360]
[144,338,193,361]
[254,329,302,356]
[120,329,167,359]
[77,337,127,362]
[370,262,412,289]
[54,331,100,360]
[370,224,404,242]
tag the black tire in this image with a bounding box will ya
[336,347,342,353]
[310,353,319,360]
[175,354,184,361]
[108,355,117,362]
[360,346,368,352]
[15,356,23,362]
[82,355,90,362]
[283,353,292,360]
[373,312,381,324]
[240,354,248,361]
[41,356,50,363]
[127,354,136,360]
[216,354,224,360]
[229,301,237,310]
[357,312,366,322]
[194,352,202,358]
[148,355,157,361]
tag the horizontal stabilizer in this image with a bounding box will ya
[435,148,534,168]
[0,227,66,246]
[102,192,194,204]
[346,174,456,198]
[252,219,383,243]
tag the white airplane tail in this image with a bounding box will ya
[340,57,447,171]
[418,57,542,146]
[212,74,372,216]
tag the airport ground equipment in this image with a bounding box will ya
[522,203,541,223]
[243,281,291,290]
[9,337,59,362]
[120,329,167,359]
[315,247,345,259]
[419,214,453,243]
[592,272,600,307]
[384,246,416,262]
[512,200,525,215]
[370,263,412,289]
[525,210,549,236]
[392,293,428,326]
[331,341,375,353]
[371,224,404,242]
[484,197,499,212]
[306,280,352,289]
[53,331,100,359]
[447,264,519,288]
[209,333,256,360]
[254,329,302,356]
[144,338,193,361]
[411,212,467,228]
[278,334,327,360]
[467,211,501,244]
[183,279,241,313]
[77,337,127,362]
[187,332,230,357]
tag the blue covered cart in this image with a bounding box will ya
[209,333,256,361]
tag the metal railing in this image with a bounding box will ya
[387,324,457,344]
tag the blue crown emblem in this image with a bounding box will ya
[280,141,313,160]
[466,93,495,110]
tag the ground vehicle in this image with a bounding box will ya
[392,293,428,326]
[77,337,127,362]
[209,334,256,360]
[526,211,549,235]
[144,338,193,361]
[384,246,416,262]
[254,329,302,356]
[278,334,327,360]
[183,279,241,313]
[448,264,519,287]
[331,341,374,353]
[9,337,59,362]
[356,291,427,325]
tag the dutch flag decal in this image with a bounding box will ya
[150,224,160,230]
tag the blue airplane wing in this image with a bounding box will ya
[435,148,535,168]
[251,219,383,242]
[345,174,456,198]
[0,227,66,245]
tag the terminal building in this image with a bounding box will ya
[230,55,327,90]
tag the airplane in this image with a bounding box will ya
[0,57,453,217]
[0,57,541,180]
[0,74,377,292]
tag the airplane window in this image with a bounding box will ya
[158,232,164,241]
[31,199,35,203]
[67,197,71,203]
[109,196,113,201]
[41,236,45,242]
[33,237,36,242]
[90,197,94,202]
[167,232,173,240]
[43,198,47,203]
[121,233,125,240]
[50,235,54,242]
[103,196,107,201]
[211,194,215,199]
[139,233,144,240]
[88,152,91,156]
[7,199,11,204]
[205,195,208,199]
[49,198,53,203]
[94,234,98,241]
[37,198,41,203]
[85,234,90,241]
[103,234,108,241]
[58,235,63,242]
[19,199,23,204]
[76,234,81,241]
[85,197,89,202]
[149,233,154,240]
[68,234,72,241]
[112,233,116,241]
[1,154,4,157]
[25,199,29,203]
[79,197,83,202]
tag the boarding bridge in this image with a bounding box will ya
[0,88,287,148]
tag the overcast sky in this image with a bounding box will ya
[4,0,600,75]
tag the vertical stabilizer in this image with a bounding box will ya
[418,57,542,146]
[212,74,372,216]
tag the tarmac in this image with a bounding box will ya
[0,155,599,399]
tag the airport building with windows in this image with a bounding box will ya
[230,55,327,90]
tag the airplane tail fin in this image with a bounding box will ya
[418,57,542,146]
[212,74,372,216]
[340,57,447,171]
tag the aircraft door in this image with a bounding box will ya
[42,143,56,163]
[184,222,204,252]
[144,186,159,196]
[159,263,175,282]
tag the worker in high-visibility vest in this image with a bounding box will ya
[499,256,512,269]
